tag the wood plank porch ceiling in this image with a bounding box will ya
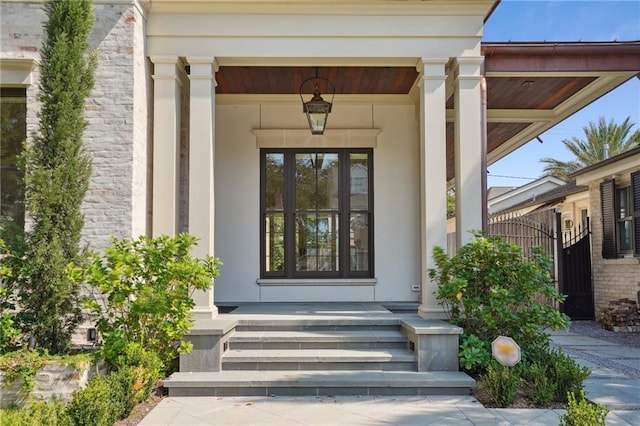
[214,41,640,181]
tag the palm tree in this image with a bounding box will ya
[540,116,640,180]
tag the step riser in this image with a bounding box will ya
[230,341,408,350]
[169,386,469,397]
[222,362,417,371]
[235,324,400,332]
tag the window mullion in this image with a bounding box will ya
[284,151,295,277]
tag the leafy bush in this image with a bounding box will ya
[458,333,491,374]
[479,361,520,407]
[537,347,590,402]
[71,233,220,372]
[66,373,126,426]
[0,399,71,426]
[524,361,556,406]
[429,234,570,372]
[560,390,609,426]
[0,238,24,354]
[111,343,163,404]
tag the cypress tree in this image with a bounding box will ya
[20,0,96,353]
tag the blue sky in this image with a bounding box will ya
[483,0,640,188]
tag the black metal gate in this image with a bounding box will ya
[561,222,594,320]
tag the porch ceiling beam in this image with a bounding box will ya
[215,57,420,67]
[446,108,555,122]
[484,45,640,74]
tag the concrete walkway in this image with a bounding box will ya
[140,328,640,425]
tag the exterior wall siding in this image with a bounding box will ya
[1,1,147,250]
[214,103,422,303]
[588,183,640,315]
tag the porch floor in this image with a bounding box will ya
[215,302,416,322]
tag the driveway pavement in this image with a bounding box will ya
[139,326,640,425]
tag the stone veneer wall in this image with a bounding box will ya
[0,363,94,408]
[0,0,149,250]
[588,183,640,315]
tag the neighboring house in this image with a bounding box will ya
[488,175,566,215]
[571,147,640,315]
[492,179,590,231]
[1,0,639,320]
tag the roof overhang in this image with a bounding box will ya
[480,41,640,178]
[571,147,640,185]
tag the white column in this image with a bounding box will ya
[453,57,484,248]
[150,56,181,236]
[417,58,449,319]
[187,57,218,319]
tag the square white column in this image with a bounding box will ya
[150,56,182,237]
[453,57,484,248]
[417,58,449,319]
[187,57,218,319]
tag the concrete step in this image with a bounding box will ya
[229,329,407,350]
[234,317,401,332]
[165,370,475,397]
[222,348,417,371]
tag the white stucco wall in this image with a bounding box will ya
[214,102,421,303]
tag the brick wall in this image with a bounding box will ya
[1,1,149,250]
[588,183,640,314]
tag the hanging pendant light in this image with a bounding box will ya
[300,69,335,135]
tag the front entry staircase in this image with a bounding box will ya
[164,303,474,396]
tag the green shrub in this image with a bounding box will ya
[429,235,570,373]
[0,237,25,354]
[524,361,556,406]
[65,373,126,426]
[560,390,609,426]
[543,348,590,402]
[111,343,163,403]
[0,399,71,426]
[458,333,491,374]
[479,361,520,407]
[71,233,221,372]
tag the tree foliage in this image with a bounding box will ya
[540,116,640,180]
[18,0,96,353]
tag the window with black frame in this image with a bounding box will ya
[0,88,26,234]
[601,172,640,258]
[261,149,373,278]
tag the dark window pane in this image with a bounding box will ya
[0,90,26,228]
[295,153,316,210]
[350,213,369,271]
[316,153,339,210]
[295,213,339,272]
[617,188,630,219]
[350,153,368,210]
[618,220,632,252]
[265,153,284,210]
[295,153,339,210]
[265,213,285,272]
